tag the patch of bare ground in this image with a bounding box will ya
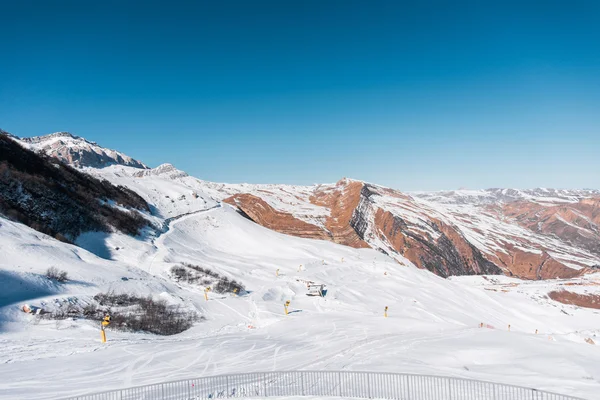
[548,290,600,309]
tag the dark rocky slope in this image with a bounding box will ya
[0,133,150,241]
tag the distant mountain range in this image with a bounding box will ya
[3,129,599,279]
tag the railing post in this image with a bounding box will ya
[301,372,305,396]
[264,372,268,397]
[226,375,229,398]
[338,372,342,397]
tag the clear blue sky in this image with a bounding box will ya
[1,1,599,190]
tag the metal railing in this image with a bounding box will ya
[62,371,586,400]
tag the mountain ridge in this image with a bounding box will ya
[6,130,148,169]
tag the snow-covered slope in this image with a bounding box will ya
[11,131,147,169]
[2,206,600,399]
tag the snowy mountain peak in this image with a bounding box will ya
[6,130,148,169]
[132,163,188,178]
[25,131,79,142]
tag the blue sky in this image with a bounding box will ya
[1,1,599,190]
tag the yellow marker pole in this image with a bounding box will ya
[298,264,302,272]
[284,300,291,315]
[276,268,280,277]
[204,287,211,301]
[101,316,110,343]
[322,260,325,265]
[384,306,388,318]
[535,329,538,334]
[234,288,239,295]
[341,257,344,263]
[508,324,511,332]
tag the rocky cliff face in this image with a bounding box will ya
[502,197,600,258]
[221,179,599,280]
[11,131,148,169]
[347,184,501,276]
[309,179,370,248]
[223,193,332,240]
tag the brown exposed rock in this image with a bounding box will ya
[488,245,583,280]
[372,208,501,277]
[309,179,369,248]
[548,290,600,309]
[585,338,595,345]
[223,194,331,240]
[503,198,600,258]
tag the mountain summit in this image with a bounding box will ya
[8,131,148,169]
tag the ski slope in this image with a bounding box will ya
[1,205,600,399]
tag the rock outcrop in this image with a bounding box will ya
[502,197,600,258]
[548,290,600,310]
[223,194,331,240]
[309,179,370,248]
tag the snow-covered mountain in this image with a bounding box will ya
[86,161,600,280]
[222,180,600,279]
[11,131,148,169]
[4,130,600,280]
[0,133,150,241]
